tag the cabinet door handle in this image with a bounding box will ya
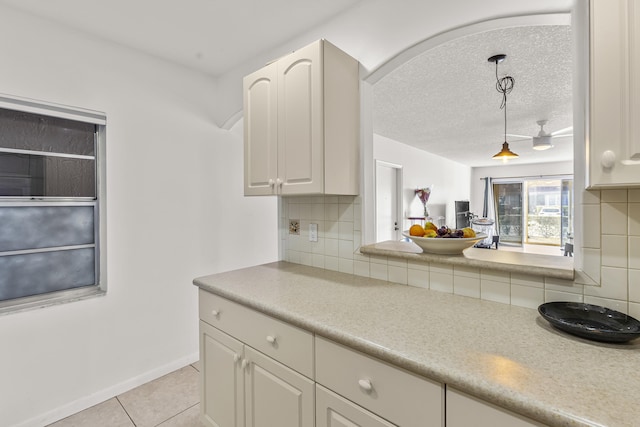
[276,178,283,187]
[358,379,373,392]
[233,354,240,363]
[268,178,275,187]
[266,335,277,344]
[241,359,249,370]
[211,309,220,317]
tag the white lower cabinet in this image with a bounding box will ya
[199,320,314,427]
[316,384,396,427]
[199,290,546,427]
[446,388,547,427]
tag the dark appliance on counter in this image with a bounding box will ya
[455,201,471,229]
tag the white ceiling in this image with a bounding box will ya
[1,1,574,168]
[0,0,362,76]
[373,25,573,168]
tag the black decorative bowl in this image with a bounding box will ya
[538,302,640,343]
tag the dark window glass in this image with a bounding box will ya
[0,108,95,156]
[0,152,95,197]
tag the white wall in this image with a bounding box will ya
[374,134,470,229]
[0,6,278,427]
[470,161,573,215]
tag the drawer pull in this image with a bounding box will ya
[266,335,277,344]
[358,379,373,392]
[210,309,220,317]
[233,354,240,363]
[241,359,249,370]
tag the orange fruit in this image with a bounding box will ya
[409,224,426,237]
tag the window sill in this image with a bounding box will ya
[359,240,574,280]
[0,286,105,316]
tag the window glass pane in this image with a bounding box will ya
[0,248,95,301]
[493,182,523,244]
[0,152,95,197]
[0,108,95,156]
[0,206,94,252]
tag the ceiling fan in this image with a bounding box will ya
[507,120,573,151]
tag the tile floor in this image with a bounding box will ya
[48,362,201,427]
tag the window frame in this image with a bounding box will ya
[0,94,107,315]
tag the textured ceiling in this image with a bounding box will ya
[373,25,573,167]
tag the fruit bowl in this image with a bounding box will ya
[402,231,487,255]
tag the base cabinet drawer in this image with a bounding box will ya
[317,384,397,427]
[199,289,314,378]
[316,336,444,427]
[446,388,548,427]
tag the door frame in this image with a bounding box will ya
[374,160,403,242]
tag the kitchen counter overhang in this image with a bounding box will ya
[360,240,574,280]
[194,261,639,427]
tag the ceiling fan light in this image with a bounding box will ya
[532,135,553,150]
[492,141,519,159]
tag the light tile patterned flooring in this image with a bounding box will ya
[48,362,201,427]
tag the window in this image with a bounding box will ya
[0,95,106,314]
[493,176,573,254]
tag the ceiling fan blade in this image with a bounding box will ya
[551,134,573,139]
[550,126,573,136]
[506,137,532,143]
[506,133,531,139]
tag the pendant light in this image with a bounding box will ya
[488,54,518,160]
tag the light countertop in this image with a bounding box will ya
[359,240,575,280]
[193,261,639,427]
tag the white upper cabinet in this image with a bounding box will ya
[589,0,640,187]
[243,39,360,196]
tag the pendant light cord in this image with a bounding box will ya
[495,60,515,142]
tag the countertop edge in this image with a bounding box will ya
[359,241,575,281]
[193,276,596,427]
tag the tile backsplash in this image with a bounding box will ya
[280,191,640,319]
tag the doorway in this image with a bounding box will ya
[375,160,402,242]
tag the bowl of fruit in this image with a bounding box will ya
[402,222,487,255]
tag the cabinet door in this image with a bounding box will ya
[446,388,547,427]
[199,321,244,427]
[316,385,397,427]
[277,40,324,195]
[244,346,314,427]
[589,0,640,187]
[244,61,278,195]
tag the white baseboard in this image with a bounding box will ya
[13,352,199,427]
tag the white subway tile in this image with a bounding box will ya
[408,268,429,288]
[480,280,510,304]
[354,260,370,277]
[629,203,640,236]
[480,269,510,283]
[339,221,354,240]
[545,277,584,294]
[629,236,640,269]
[583,296,628,314]
[582,188,601,204]
[511,285,544,309]
[339,258,354,275]
[601,202,628,235]
[545,290,583,303]
[584,266,627,300]
[630,269,640,303]
[312,254,325,269]
[454,275,480,298]
[430,272,453,293]
[339,240,354,259]
[582,204,601,248]
[629,189,640,202]
[408,260,429,271]
[370,262,388,281]
[338,203,354,221]
[325,221,340,239]
[600,189,627,203]
[454,266,480,279]
[389,258,408,268]
[511,273,544,288]
[369,255,388,265]
[601,235,628,268]
[579,248,601,284]
[325,238,339,257]
[325,256,340,272]
[629,302,640,319]
[388,266,408,285]
[430,263,453,275]
[325,203,339,221]
[311,204,325,221]
[311,237,325,254]
[300,252,313,267]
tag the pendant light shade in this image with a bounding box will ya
[492,141,518,159]
[488,54,518,160]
